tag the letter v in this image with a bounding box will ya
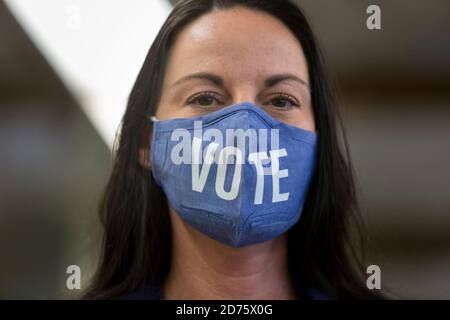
[192,137,219,192]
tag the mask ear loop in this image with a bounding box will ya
[146,114,159,122]
[143,115,157,171]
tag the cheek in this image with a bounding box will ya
[297,92,315,131]
[302,106,316,132]
[154,101,190,120]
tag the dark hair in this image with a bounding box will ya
[83,0,383,299]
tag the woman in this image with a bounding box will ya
[83,0,382,300]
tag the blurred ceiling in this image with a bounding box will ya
[0,0,71,104]
[2,0,449,103]
[296,0,450,97]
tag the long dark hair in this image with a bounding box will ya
[83,0,382,299]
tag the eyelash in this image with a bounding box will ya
[269,92,300,107]
[186,91,222,106]
[186,91,300,108]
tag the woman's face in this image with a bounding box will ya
[155,6,315,131]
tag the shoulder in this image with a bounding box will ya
[306,287,332,300]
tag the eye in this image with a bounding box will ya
[186,91,222,107]
[266,93,300,109]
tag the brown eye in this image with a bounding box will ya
[186,92,221,107]
[197,96,215,106]
[268,93,300,109]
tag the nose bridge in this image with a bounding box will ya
[229,81,259,106]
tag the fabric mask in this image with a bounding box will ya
[151,102,317,248]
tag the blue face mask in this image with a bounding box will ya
[151,102,317,248]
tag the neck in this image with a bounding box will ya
[161,210,297,300]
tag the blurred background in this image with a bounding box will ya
[0,0,449,299]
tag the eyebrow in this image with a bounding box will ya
[171,72,310,89]
[264,74,309,89]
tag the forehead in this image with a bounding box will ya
[164,7,309,84]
